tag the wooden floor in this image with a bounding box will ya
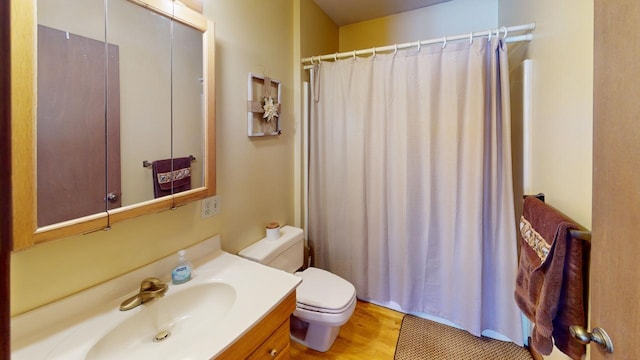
[290,300,405,359]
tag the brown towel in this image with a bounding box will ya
[514,197,586,360]
[151,157,192,198]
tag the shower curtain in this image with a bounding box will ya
[308,37,524,345]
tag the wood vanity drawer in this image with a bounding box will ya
[215,291,296,360]
[247,319,290,360]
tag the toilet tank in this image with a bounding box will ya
[238,226,304,273]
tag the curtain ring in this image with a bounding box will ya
[372,47,377,58]
[353,50,357,59]
[334,52,338,61]
[501,26,509,39]
[441,36,447,49]
[394,44,398,56]
[417,42,421,53]
[309,57,314,65]
[488,29,492,41]
[469,32,473,45]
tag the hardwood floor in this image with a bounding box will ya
[290,300,405,359]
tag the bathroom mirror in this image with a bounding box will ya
[10,0,215,249]
[36,0,111,227]
[106,0,173,208]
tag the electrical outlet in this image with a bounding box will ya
[201,195,219,218]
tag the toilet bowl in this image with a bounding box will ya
[238,226,356,352]
[292,267,357,351]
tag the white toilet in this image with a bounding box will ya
[238,226,356,352]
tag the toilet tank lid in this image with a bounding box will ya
[238,226,303,264]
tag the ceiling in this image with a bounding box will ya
[313,0,452,26]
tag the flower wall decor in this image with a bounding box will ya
[262,96,279,123]
[247,73,282,136]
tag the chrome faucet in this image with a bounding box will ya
[119,277,169,311]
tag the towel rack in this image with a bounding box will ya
[522,192,592,356]
[523,193,591,242]
[570,230,591,242]
[142,155,196,168]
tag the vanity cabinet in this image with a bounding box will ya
[216,291,296,360]
[247,319,290,360]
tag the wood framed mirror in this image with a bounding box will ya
[10,0,215,250]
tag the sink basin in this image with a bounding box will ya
[86,282,236,360]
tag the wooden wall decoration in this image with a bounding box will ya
[247,73,281,137]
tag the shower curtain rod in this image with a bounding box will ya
[302,22,535,70]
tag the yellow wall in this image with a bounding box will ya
[499,0,593,230]
[299,0,338,58]
[500,1,593,359]
[292,0,339,227]
[11,0,295,316]
[339,0,498,52]
[204,0,295,254]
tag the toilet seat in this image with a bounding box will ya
[297,293,357,314]
[295,268,356,314]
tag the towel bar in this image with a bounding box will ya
[570,230,591,242]
[524,193,591,242]
[523,193,545,202]
[143,155,196,168]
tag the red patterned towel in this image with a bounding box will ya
[151,157,192,198]
[514,196,587,360]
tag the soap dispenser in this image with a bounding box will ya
[171,250,192,285]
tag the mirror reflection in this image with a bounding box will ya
[36,0,205,227]
[107,0,172,206]
[36,0,109,227]
[171,20,204,194]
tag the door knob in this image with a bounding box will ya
[106,192,119,202]
[569,325,614,353]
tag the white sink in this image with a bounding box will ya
[86,282,236,360]
[11,235,301,360]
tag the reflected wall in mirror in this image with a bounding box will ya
[107,0,173,206]
[10,0,215,249]
[171,20,205,194]
[36,0,112,226]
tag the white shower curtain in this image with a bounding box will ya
[309,37,524,345]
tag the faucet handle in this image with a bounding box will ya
[140,277,165,291]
